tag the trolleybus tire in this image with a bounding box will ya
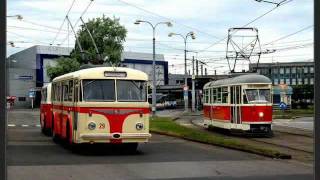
[65,122,77,152]
[123,143,138,153]
[52,118,60,143]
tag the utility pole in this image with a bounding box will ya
[168,31,195,112]
[201,64,203,76]
[196,59,199,76]
[135,20,172,116]
[192,56,196,112]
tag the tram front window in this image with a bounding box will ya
[83,80,115,101]
[245,89,271,103]
[117,80,147,102]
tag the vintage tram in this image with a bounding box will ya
[40,67,151,151]
[203,74,273,134]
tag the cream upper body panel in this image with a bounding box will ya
[52,67,148,82]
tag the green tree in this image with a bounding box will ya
[72,15,127,65]
[46,15,127,80]
[46,57,80,81]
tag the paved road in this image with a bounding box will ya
[7,109,312,180]
[273,117,314,131]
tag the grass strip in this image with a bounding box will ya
[150,116,291,159]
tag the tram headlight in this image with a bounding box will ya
[259,112,264,118]
[88,122,96,130]
[136,123,144,130]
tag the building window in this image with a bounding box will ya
[274,79,278,85]
[176,80,183,85]
[304,78,309,85]
[292,79,296,85]
[285,68,290,74]
[304,67,308,73]
[286,79,290,85]
[280,79,284,84]
[298,78,303,85]
[310,78,314,85]
[291,67,296,73]
[310,67,314,73]
[18,97,26,101]
[280,68,284,74]
[273,68,278,74]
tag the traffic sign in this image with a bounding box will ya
[279,102,287,110]
[29,91,36,98]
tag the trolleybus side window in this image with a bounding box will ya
[82,79,115,102]
[68,80,73,102]
[74,80,79,102]
[117,80,147,102]
[63,82,69,102]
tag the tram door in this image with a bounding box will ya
[231,86,242,124]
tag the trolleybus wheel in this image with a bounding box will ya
[65,122,77,151]
[123,143,138,154]
[52,118,60,143]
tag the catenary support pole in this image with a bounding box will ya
[192,56,195,112]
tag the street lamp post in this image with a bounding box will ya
[168,32,195,112]
[134,20,172,116]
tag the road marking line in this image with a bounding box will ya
[36,124,41,127]
[21,124,29,127]
[8,124,16,127]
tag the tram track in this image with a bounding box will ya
[188,118,313,154]
[169,115,314,164]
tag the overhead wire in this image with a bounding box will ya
[117,0,221,40]
[197,0,293,52]
[51,0,77,45]
[59,0,95,46]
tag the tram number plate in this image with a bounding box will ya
[99,123,105,129]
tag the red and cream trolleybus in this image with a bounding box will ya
[203,74,273,135]
[40,83,53,135]
[50,67,151,151]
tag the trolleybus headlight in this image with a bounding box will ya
[136,123,144,130]
[259,112,264,118]
[88,122,96,130]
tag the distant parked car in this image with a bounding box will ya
[148,94,166,110]
[163,95,177,109]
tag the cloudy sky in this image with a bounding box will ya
[7,0,314,74]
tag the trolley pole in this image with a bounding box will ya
[192,56,196,112]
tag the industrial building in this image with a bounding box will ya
[249,61,314,86]
[7,45,168,108]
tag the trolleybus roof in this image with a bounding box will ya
[203,74,271,89]
[52,67,148,82]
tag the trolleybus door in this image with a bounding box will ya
[231,86,242,125]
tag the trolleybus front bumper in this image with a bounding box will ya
[79,133,152,141]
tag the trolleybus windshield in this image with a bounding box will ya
[83,80,115,102]
[117,80,147,102]
[245,89,271,103]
